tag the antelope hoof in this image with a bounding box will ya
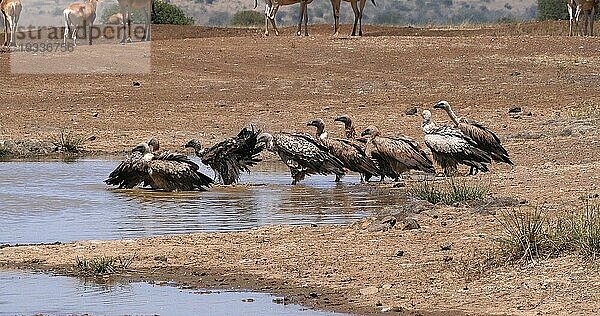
[127,38,132,43]
[296,31,301,36]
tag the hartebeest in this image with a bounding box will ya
[63,0,98,46]
[330,0,375,36]
[254,0,313,36]
[118,0,152,43]
[1,0,22,47]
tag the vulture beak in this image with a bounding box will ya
[334,116,343,122]
[360,129,370,137]
[433,101,446,109]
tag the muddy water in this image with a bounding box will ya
[0,270,339,315]
[0,159,405,245]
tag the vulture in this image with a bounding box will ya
[433,100,513,174]
[105,141,213,191]
[257,132,346,185]
[184,125,265,185]
[360,126,435,181]
[334,115,357,139]
[421,110,491,176]
[307,118,380,182]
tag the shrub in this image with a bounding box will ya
[100,1,194,25]
[230,10,264,27]
[408,178,487,205]
[75,255,135,276]
[152,0,194,25]
[537,0,568,20]
[52,130,85,153]
[495,205,600,263]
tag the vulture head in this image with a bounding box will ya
[147,138,160,153]
[257,133,274,151]
[184,139,202,151]
[306,118,325,128]
[334,115,353,128]
[360,125,381,138]
[422,110,434,128]
[433,100,451,111]
[132,142,151,154]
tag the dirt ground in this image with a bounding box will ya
[2,22,600,315]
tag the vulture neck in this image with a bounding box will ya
[444,107,461,126]
[345,126,356,139]
[422,119,436,134]
[314,125,326,139]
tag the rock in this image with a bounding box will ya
[440,244,452,251]
[404,107,418,116]
[272,297,289,304]
[382,283,393,289]
[382,306,405,312]
[92,112,98,117]
[309,292,318,298]
[402,218,420,230]
[368,215,397,232]
[394,250,405,257]
[132,81,141,87]
[508,106,522,114]
[359,286,379,296]
[241,298,255,303]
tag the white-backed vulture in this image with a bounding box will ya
[360,126,435,181]
[257,132,345,185]
[334,114,357,139]
[185,125,265,185]
[307,118,380,182]
[105,141,213,191]
[421,110,491,176]
[433,100,513,175]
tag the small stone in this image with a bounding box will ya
[375,301,383,306]
[359,286,379,296]
[132,81,141,87]
[241,298,255,303]
[519,199,528,205]
[273,297,289,304]
[310,223,317,227]
[92,112,98,117]
[393,182,406,188]
[402,218,420,230]
[404,107,418,116]
[394,250,405,257]
[309,292,318,298]
[382,283,393,289]
[440,244,452,251]
[508,106,521,114]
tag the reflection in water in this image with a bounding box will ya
[0,270,339,316]
[0,159,406,244]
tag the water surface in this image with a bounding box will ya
[0,159,405,244]
[0,270,339,315]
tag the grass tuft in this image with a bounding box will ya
[0,143,10,158]
[75,255,135,276]
[53,130,85,153]
[408,178,487,205]
[496,205,600,263]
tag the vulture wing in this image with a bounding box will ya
[458,121,513,165]
[148,151,213,191]
[274,133,345,176]
[328,138,381,176]
[105,152,152,189]
[373,136,435,174]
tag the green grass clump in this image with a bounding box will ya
[409,178,487,205]
[75,255,134,276]
[0,143,10,158]
[496,205,600,263]
[53,130,85,153]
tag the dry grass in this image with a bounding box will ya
[408,178,487,205]
[75,255,135,276]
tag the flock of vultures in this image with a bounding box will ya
[105,101,513,191]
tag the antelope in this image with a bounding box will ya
[330,0,375,36]
[63,0,98,46]
[1,0,22,47]
[118,0,152,43]
[567,0,598,36]
[254,0,313,36]
[579,0,598,36]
